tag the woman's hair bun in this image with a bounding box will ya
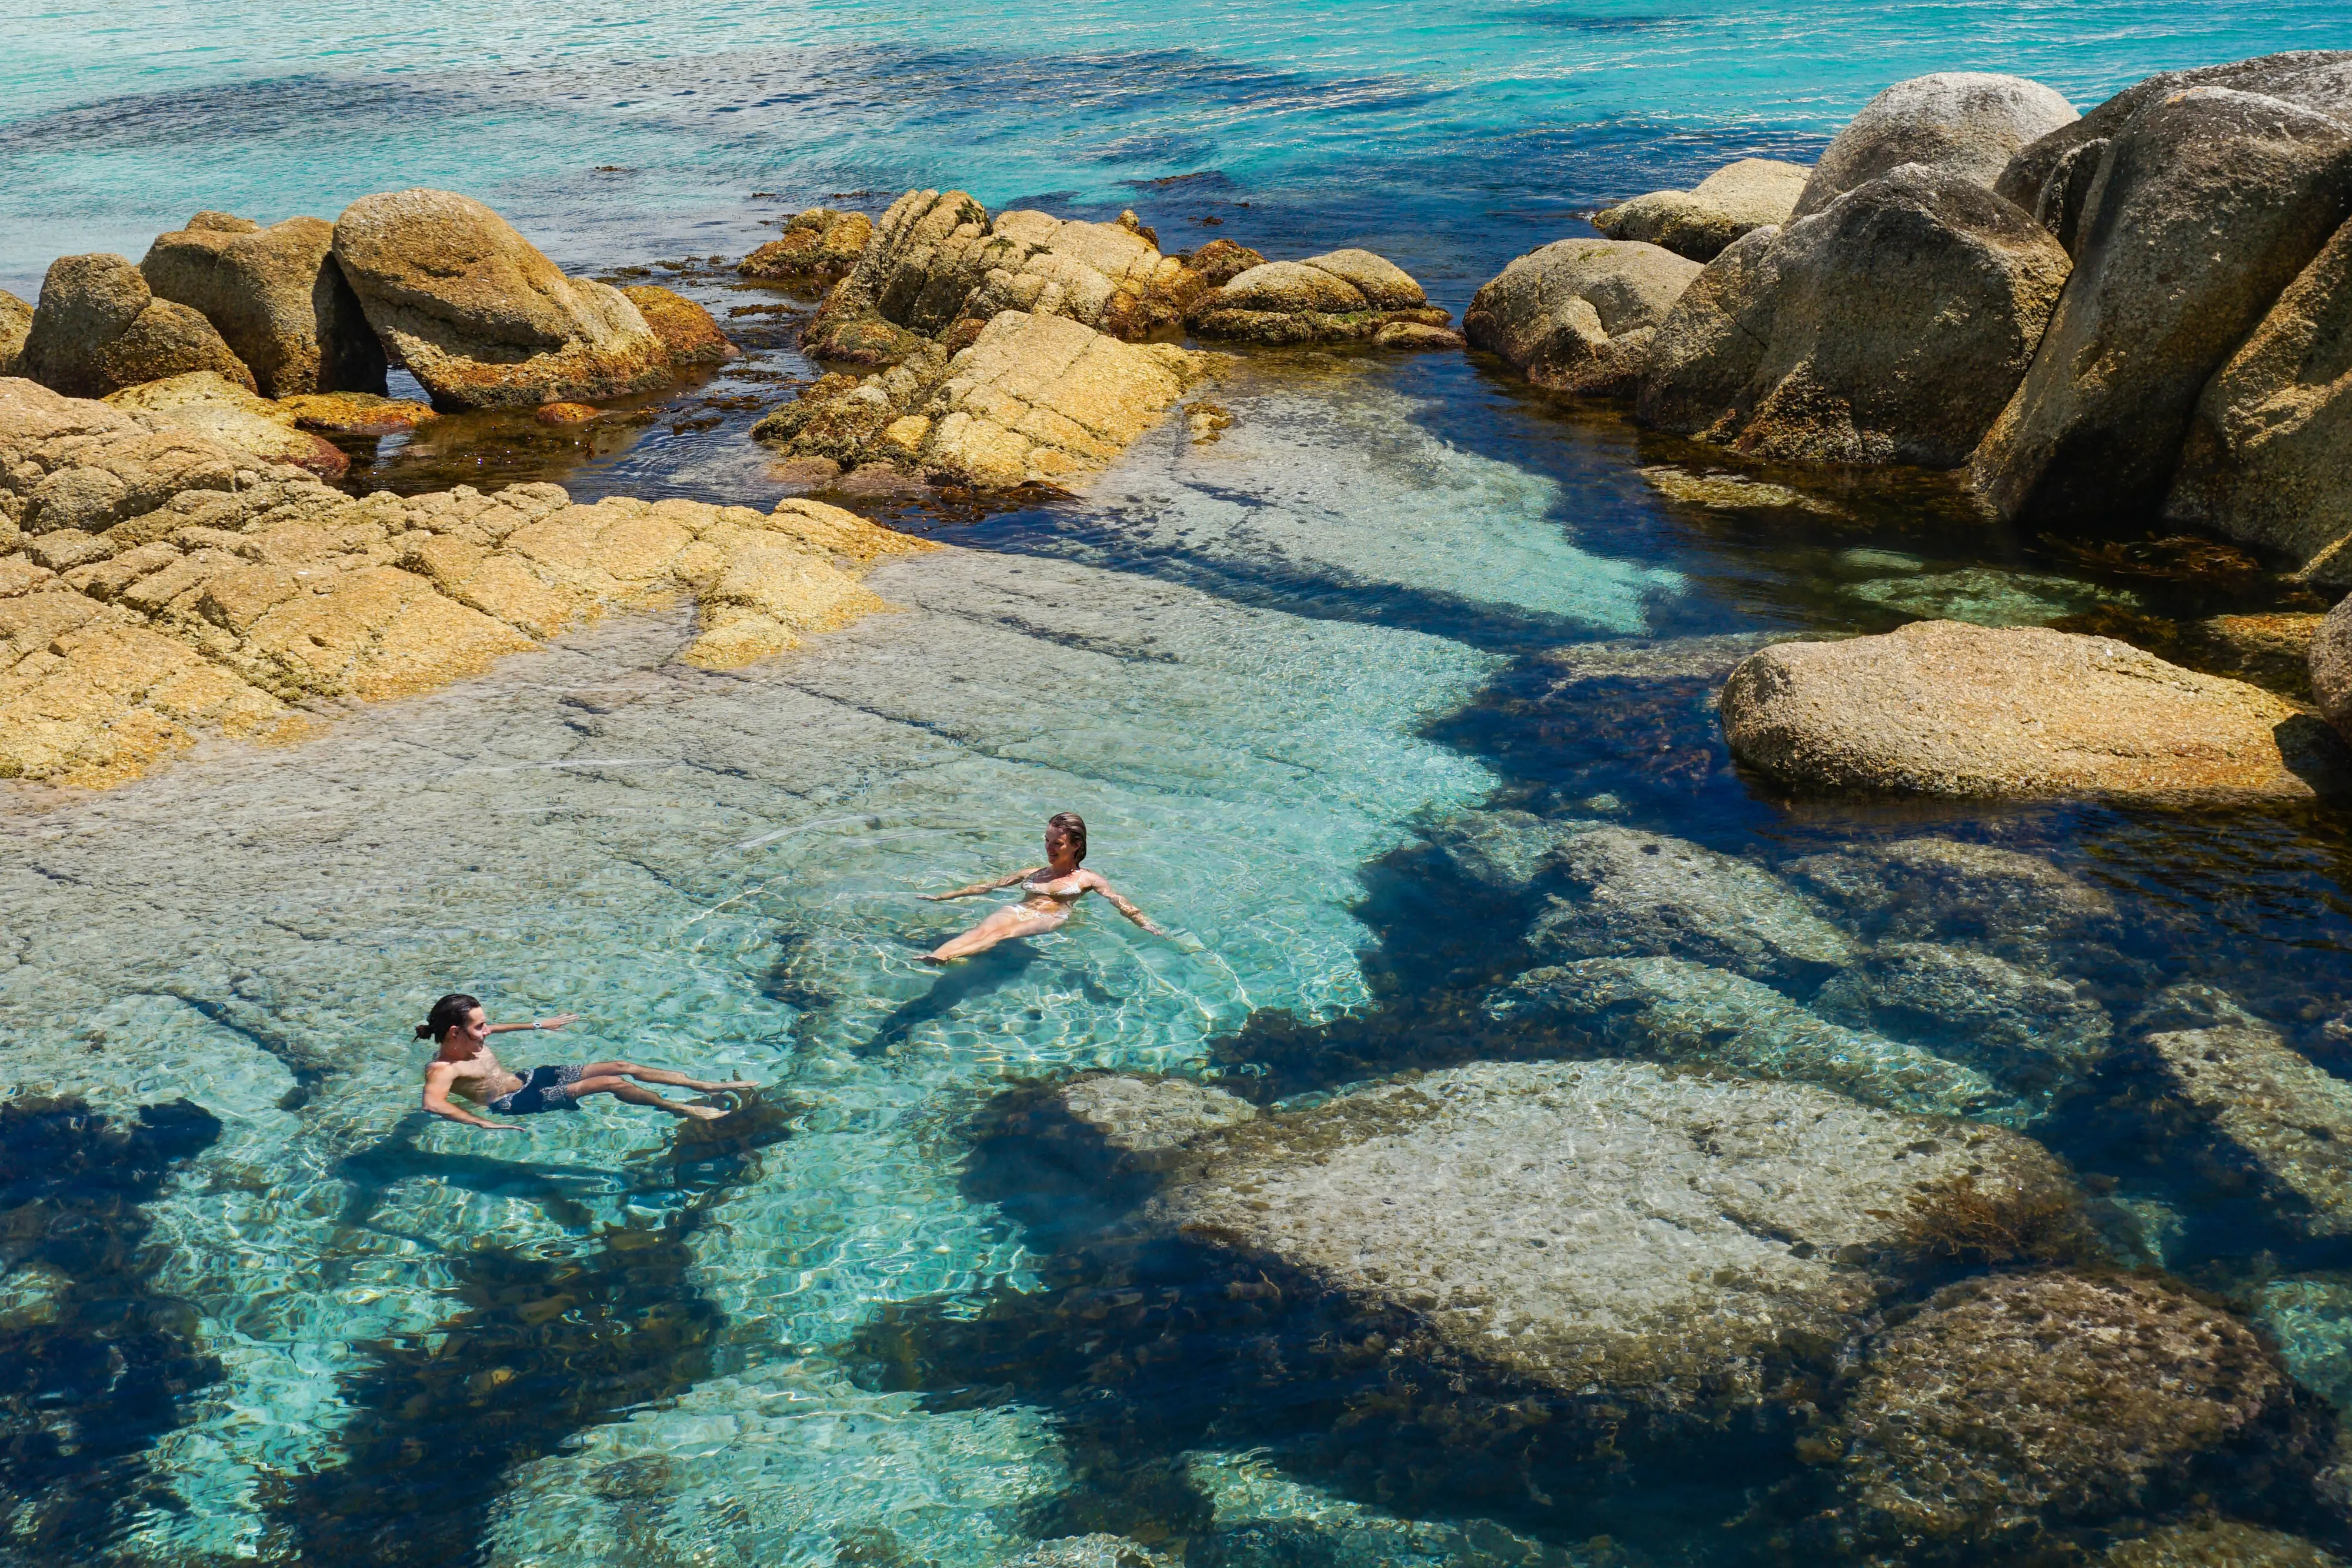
[414,1022,434,1040]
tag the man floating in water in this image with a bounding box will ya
[417,994,754,1131]
[920,811,1168,962]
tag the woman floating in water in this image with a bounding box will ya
[416,994,755,1131]
[920,812,1167,962]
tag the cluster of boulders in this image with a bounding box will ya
[745,189,1455,489]
[0,377,928,787]
[1474,50,2352,587]
[0,191,740,443]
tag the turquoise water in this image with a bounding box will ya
[7,5,2352,1566]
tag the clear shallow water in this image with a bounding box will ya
[6,5,2352,1566]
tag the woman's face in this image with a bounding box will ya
[1045,824,1072,863]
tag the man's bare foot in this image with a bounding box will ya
[679,1103,728,1121]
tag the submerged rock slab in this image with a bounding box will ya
[1827,1271,2295,1558]
[1524,825,1856,984]
[138,211,385,399]
[1783,835,2118,956]
[0,378,932,786]
[1143,1059,2072,1413]
[1594,158,1811,262]
[2145,1021,2352,1236]
[1490,956,2004,1119]
[2101,1520,2346,1568]
[331,189,672,410]
[1721,621,2346,802]
[1814,941,2110,1091]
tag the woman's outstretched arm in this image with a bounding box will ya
[1091,877,1167,937]
[922,868,1039,902]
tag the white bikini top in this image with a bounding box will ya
[1022,871,1087,902]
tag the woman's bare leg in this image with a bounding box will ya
[568,1075,727,1120]
[927,906,1063,962]
[579,1060,756,1093]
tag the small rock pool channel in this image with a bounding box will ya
[6,268,2352,1568]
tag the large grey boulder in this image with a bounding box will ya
[1826,1271,2296,1559]
[1637,164,2070,466]
[1490,956,2006,1119]
[2315,595,2352,742]
[1134,1058,2077,1419]
[1593,158,1811,261]
[1997,50,2352,252]
[2164,215,2352,582]
[1793,72,2078,218]
[17,253,257,400]
[1463,238,1699,394]
[329,189,670,410]
[1720,620,2347,802]
[1522,825,1856,984]
[139,211,385,399]
[1971,89,2352,525]
[0,289,29,376]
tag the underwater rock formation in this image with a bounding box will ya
[1639,164,2071,466]
[138,210,386,398]
[18,252,256,399]
[1463,238,1699,395]
[0,377,932,786]
[1720,621,2347,802]
[1424,808,1606,892]
[1521,825,1856,985]
[1781,835,2119,958]
[1183,249,1457,346]
[1593,158,1811,262]
[1791,71,2079,218]
[738,206,875,288]
[2143,1017,2352,1236]
[1823,1271,2302,1560]
[1489,956,2004,1118]
[330,188,673,409]
[2100,1519,2347,1568]
[1971,87,2352,527]
[1813,940,2111,1093]
[1133,1059,2073,1419]
[757,310,1212,489]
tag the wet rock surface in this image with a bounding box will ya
[2144,1019,2352,1236]
[2316,595,2352,742]
[1464,238,1699,395]
[617,283,737,369]
[330,188,672,409]
[138,210,385,398]
[1783,835,2120,958]
[0,288,28,376]
[1638,164,2071,466]
[1594,158,1811,262]
[1522,825,1855,984]
[1814,940,2111,1093]
[1722,621,2348,802]
[0,377,932,785]
[18,252,257,399]
[1490,956,2004,1117]
[2100,1519,2347,1568]
[1145,1059,2072,1410]
[1793,71,2079,217]
[1824,1271,2302,1559]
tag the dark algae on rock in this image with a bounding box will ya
[0,1094,222,1557]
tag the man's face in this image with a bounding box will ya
[455,1007,490,1052]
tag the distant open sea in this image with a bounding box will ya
[3,0,2346,301]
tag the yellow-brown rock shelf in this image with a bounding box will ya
[1,381,935,789]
